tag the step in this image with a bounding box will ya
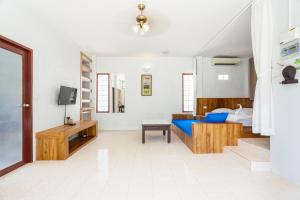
[225,138,271,172]
[239,138,270,150]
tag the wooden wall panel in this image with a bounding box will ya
[196,98,253,115]
[172,114,194,120]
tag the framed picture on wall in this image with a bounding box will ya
[141,74,152,96]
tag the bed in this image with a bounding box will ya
[211,107,253,126]
[196,98,269,138]
[171,114,242,154]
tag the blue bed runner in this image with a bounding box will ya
[172,119,203,137]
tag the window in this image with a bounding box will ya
[218,74,229,80]
[97,73,110,113]
[182,73,194,112]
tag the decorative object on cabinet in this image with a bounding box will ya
[281,65,298,84]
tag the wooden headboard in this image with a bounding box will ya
[196,98,253,115]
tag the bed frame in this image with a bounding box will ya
[172,114,242,153]
[196,98,253,116]
[196,98,267,138]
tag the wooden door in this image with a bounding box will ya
[0,35,33,176]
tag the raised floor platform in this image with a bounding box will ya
[225,138,271,171]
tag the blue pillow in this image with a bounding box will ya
[204,112,228,123]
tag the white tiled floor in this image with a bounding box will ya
[226,138,270,162]
[1,131,300,200]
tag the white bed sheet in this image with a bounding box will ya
[227,116,252,127]
[226,108,253,127]
[210,107,253,127]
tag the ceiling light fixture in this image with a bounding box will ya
[132,3,150,35]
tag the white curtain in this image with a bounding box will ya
[251,0,274,135]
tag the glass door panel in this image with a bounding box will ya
[0,47,23,170]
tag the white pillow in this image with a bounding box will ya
[234,108,253,116]
[211,108,235,114]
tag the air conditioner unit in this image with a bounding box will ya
[212,57,241,66]
[280,27,300,45]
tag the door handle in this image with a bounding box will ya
[23,104,30,108]
[16,104,30,108]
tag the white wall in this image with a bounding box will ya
[196,57,250,98]
[95,57,193,130]
[271,0,300,186]
[289,0,300,28]
[0,0,81,159]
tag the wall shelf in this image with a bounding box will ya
[82,88,92,93]
[81,107,94,111]
[82,65,92,73]
[82,99,91,103]
[80,52,93,120]
[81,111,91,115]
[81,54,92,63]
[81,76,92,82]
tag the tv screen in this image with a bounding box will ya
[58,86,77,105]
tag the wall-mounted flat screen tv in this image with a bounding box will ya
[58,86,77,105]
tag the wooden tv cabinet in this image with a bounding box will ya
[36,120,98,160]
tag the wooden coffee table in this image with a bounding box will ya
[142,120,171,144]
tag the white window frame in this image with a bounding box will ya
[96,73,110,113]
[218,74,229,80]
[182,73,194,112]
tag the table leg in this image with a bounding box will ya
[163,130,166,136]
[168,126,171,143]
[142,127,145,144]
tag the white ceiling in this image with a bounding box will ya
[200,7,252,57]
[15,0,253,57]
